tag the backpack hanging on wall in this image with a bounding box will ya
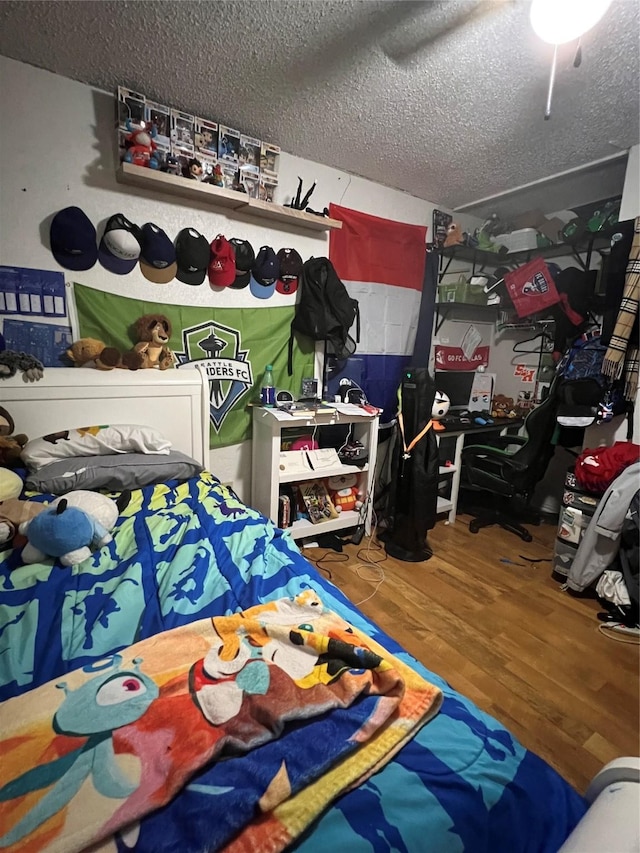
[287,257,360,374]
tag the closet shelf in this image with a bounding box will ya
[439,233,611,275]
[116,163,343,233]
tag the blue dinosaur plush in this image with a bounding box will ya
[20,499,112,567]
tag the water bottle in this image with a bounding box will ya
[260,364,275,407]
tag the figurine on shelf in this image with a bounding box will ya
[443,222,464,248]
[182,158,203,180]
[162,154,181,176]
[123,119,159,169]
[203,164,224,187]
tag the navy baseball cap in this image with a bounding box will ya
[250,246,279,299]
[139,223,177,283]
[50,206,98,271]
[229,238,255,289]
[98,214,142,275]
[175,228,210,285]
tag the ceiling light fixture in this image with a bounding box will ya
[530,0,612,44]
[530,0,613,119]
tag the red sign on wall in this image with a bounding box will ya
[434,345,490,371]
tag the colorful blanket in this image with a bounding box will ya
[0,474,587,852]
[0,593,441,853]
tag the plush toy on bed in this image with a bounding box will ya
[0,467,45,548]
[20,490,120,567]
[66,337,143,371]
[130,314,175,370]
[327,473,363,514]
[0,406,28,467]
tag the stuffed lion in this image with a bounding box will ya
[131,314,175,370]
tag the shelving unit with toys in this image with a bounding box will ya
[251,406,379,541]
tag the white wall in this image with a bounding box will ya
[0,56,466,499]
[620,144,639,222]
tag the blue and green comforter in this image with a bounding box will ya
[0,473,585,852]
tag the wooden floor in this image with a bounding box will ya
[300,515,640,794]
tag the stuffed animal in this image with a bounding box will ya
[66,338,143,371]
[443,222,465,248]
[20,490,120,566]
[0,406,28,467]
[123,119,159,169]
[130,314,174,370]
[327,473,363,514]
[491,394,519,419]
[0,332,44,382]
[0,468,45,547]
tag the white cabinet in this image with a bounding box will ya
[251,407,379,540]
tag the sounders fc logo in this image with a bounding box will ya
[175,321,253,431]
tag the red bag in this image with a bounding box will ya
[504,258,561,318]
[575,441,640,494]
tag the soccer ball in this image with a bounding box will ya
[432,391,450,420]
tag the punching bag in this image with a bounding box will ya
[382,367,439,562]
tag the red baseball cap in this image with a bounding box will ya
[276,248,303,295]
[208,234,236,287]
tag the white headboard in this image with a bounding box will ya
[1,367,210,467]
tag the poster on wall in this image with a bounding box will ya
[434,345,490,371]
[2,319,72,367]
[73,284,315,449]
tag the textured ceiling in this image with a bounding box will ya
[0,0,638,209]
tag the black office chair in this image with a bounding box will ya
[459,383,560,542]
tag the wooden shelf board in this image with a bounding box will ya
[117,163,246,209]
[117,163,342,231]
[438,466,457,475]
[280,462,368,485]
[437,496,454,513]
[289,510,361,540]
[246,198,342,232]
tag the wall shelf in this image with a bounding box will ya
[438,233,611,277]
[116,163,343,233]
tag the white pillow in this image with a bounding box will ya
[21,424,172,471]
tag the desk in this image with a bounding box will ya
[436,418,524,524]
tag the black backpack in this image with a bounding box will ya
[287,257,360,374]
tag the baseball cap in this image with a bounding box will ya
[229,238,255,289]
[276,248,303,295]
[50,206,98,271]
[139,223,177,283]
[175,228,210,285]
[208,234,236,287]
[98,214,142,275]
[250,246,279,299]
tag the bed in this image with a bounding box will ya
[0,368,588,852]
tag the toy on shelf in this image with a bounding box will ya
[327,473,363,514]
[130,314,174,370]
[20,490,121,567]
[65,337,143,371]
[443,222,464,248]
[182,157,203,180]
[123,119,160,169]
[0,406,28,467]
[203,163,224,187]
[0,333,44,383]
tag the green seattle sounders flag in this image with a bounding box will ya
[74,283,315,449]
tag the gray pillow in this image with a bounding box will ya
[26,452,204,495]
